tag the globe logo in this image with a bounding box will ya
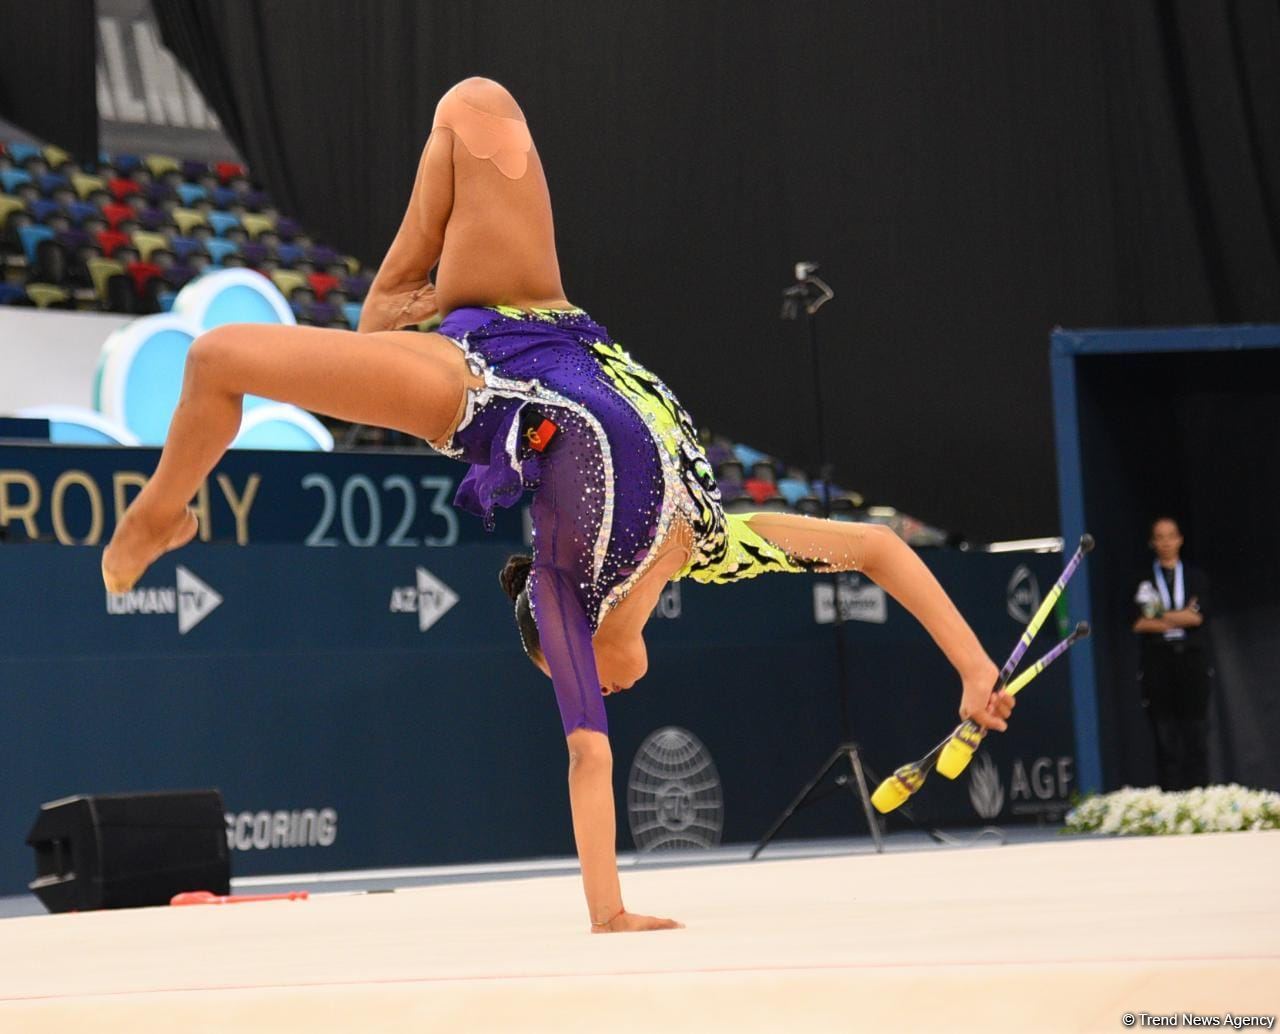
[627,727,724,852]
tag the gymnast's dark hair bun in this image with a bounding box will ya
[499,553,533,601]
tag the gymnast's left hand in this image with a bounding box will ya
[591,910,684,934]
[959,659,1014,732]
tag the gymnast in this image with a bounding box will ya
[102,78,1013,933]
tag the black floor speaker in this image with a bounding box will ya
[26,790,230,912]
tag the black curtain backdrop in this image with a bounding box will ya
[154,1,1280,541]
[1076,350,1280,792]
[0,0,99,159]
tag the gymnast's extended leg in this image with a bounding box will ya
[743,513,1012,728]
[101,323,480,592]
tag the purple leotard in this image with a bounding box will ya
[434,306,819,737]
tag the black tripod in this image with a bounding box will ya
[751,262,885,859]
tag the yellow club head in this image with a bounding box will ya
[936,738,977,779]
[871,763,925,813]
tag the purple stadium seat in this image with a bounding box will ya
[55,228,91,251]
[168,236,203,261]
[307,301,338,325]
[308,244,337,266]
[164,264,198,288]
[137,206,168,231]
[181,159,208,180]
[240,241,269,265]
[243,189,268,210]
[38,173,70,196]
[145,182,174,205]
[340,273,371,300]
[0,283,29,305]
[275,216,301,240]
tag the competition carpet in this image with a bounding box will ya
[0,831,1276,1032]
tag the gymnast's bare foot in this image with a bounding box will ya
[101,503,199,594]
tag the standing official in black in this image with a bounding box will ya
[1132,517,1211,790]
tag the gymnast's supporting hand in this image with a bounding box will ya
[566,728,682,934]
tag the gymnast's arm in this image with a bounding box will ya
[531,565,679,933]
[358,129,454,333]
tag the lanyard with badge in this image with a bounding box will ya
[1153,560,1187,642]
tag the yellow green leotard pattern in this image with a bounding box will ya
[588,339,822,585]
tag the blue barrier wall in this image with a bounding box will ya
[0,447,1078,895]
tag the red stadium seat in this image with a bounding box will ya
[743,478,777,505]
[215,161,247,184]
[126,260,163,295]
[108,177,142,203]
[102,202,135,231]
[96,228,130,257]
[306,271,338,302]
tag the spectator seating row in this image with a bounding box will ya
[1,138,372,326]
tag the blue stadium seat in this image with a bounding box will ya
[6,142,42,165]
[276,242,304,266]
[204,238,239,265]
[776,478,810,505]
[67,200,99,224]
[1,168,33,193]
[342,302,363,330]
[0,283,29,305]
[733,443,768,468]
[169,236,203,260]
[30,199,61,223]
[19,224,55,263]
[176,182,208,207]
[207,211,240,237]
[211,186,238,209]
[37,172,71,196]
[111,153,142,175]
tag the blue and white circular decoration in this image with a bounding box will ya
[92,269,332,451]
[16,405,138,446]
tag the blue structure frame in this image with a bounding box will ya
[1050,323,1280,793]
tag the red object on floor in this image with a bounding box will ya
[171,890,310,906]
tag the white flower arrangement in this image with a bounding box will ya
[1064,784,1280,836]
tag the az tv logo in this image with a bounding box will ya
[105,565,224,635]
[390,567,458,632]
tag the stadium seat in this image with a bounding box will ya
[24,283,70,309]
[207,211,240,237]
[0,282,30,306]
[130,230,171,263]
[275,216,301,240]
[342,302,363,329]
[243,189,269,209]
[136,206,168,231]
[145,182,174,205]
[66,200,99,224]
[211,185,238,209]
[37,172,71,196]
[240,213,276,238]
[168,236,204,261]
[716,459,746,483]
[270,269,308,299]
[31,200,64,226]
[240,241,269,265]
[89,258,126,304]
[108,177,142,203]
[340,273,371,301]
[276,242,304,266]
[1,168,33,193]
[70,172,106,199]
[306,243,336,266]
[743,479,777,505]
[102,202,135,230]
[794,496,824,517]
[750,461,777,485]
[163,264,198,289]
[775,477,810,506]
[733,443,768,468]
[42,144,72,169]
[18,224,55,263]
[307,272,338,302]
[5,142,41,165]
[0,193,25,225]
[828,496,859,521]
[170,207,208,236]
[144,154,180,178]
[176,183,208,207]
[96,229,130,258]
[215,161,247,184]
[108,152,141,175]
[204,238,239,265]
[126,260,164,296]
[180,159,209,180]
[31,238,69,283]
